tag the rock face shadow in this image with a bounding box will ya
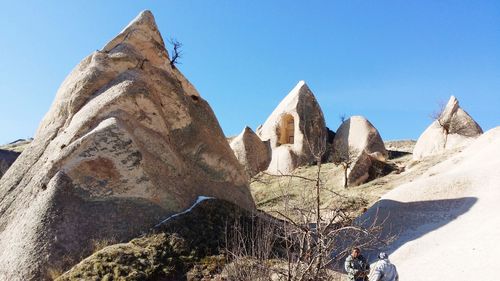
[0,149,20,178]
[331,197,477,268]
[387,149,411,160]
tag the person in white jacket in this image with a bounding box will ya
[369,252,399,281]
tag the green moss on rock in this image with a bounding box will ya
[57,199,272,280]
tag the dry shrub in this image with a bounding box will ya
[91,237,118,253]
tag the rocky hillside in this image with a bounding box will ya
[54,129,500,280]
[250,140,418,221]
[57,198,280,281]
[361,126,500,280]
[0,138,32,153]
[0,8,496,281]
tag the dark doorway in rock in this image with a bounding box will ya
[279,114,295,145]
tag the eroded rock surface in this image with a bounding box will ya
[257,81,327,174]
[333,116,389,186]
[413,96,482,160]
[230,127,271,178]
[0,10,253,280]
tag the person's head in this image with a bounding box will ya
[378,252,388,260]
[351,247,361,258]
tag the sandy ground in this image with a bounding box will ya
[362,127,500,280]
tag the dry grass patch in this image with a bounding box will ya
[250,145,453,222]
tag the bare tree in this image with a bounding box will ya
[339,113,347,124]
[223,107,391,281]
[168,38,183,67]
[332,146,359,189]
[430,100,450,148]
[430,100,448,131]
[224,214,280,280]
[270,150,386,280]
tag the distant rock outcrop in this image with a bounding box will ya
[0,149,20,179]
[0,11,254,280]
[230,127,271,178]
[257,81,327,174]
[413,96,482,160]
[0,138,32,153]
[333,116,389,186]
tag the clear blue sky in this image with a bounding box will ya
[0,1,499,145]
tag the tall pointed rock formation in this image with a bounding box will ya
[257,81,327,174]
[230,126,271,178]
[334,116,388,161]
[0,11,253,280]
[333,116,390,186]
[413,96,483,159]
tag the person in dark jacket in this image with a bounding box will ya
[344,247,370,281]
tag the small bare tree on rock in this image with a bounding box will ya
[339,113,347,124]
[168,38,183,68]
[332,146,359,189]
[430,99,451,148]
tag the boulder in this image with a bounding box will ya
[0,149,20,179]
[334,116,388,161]
[257,81,327,174]
[347,151,397,186]
[413,96,483,159]
[230,127,271,178]
[333,116,389,186]
[0,11,254,280]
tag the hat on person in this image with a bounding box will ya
[378,252,388,259]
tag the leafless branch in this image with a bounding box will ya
[223,104,392,281]
[168,37,183,67]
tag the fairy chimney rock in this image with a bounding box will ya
[0,10,254,280]
[413,96,483,159]
[333,116,388,186]
[230,126,271,178]
[257,81,327,174]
